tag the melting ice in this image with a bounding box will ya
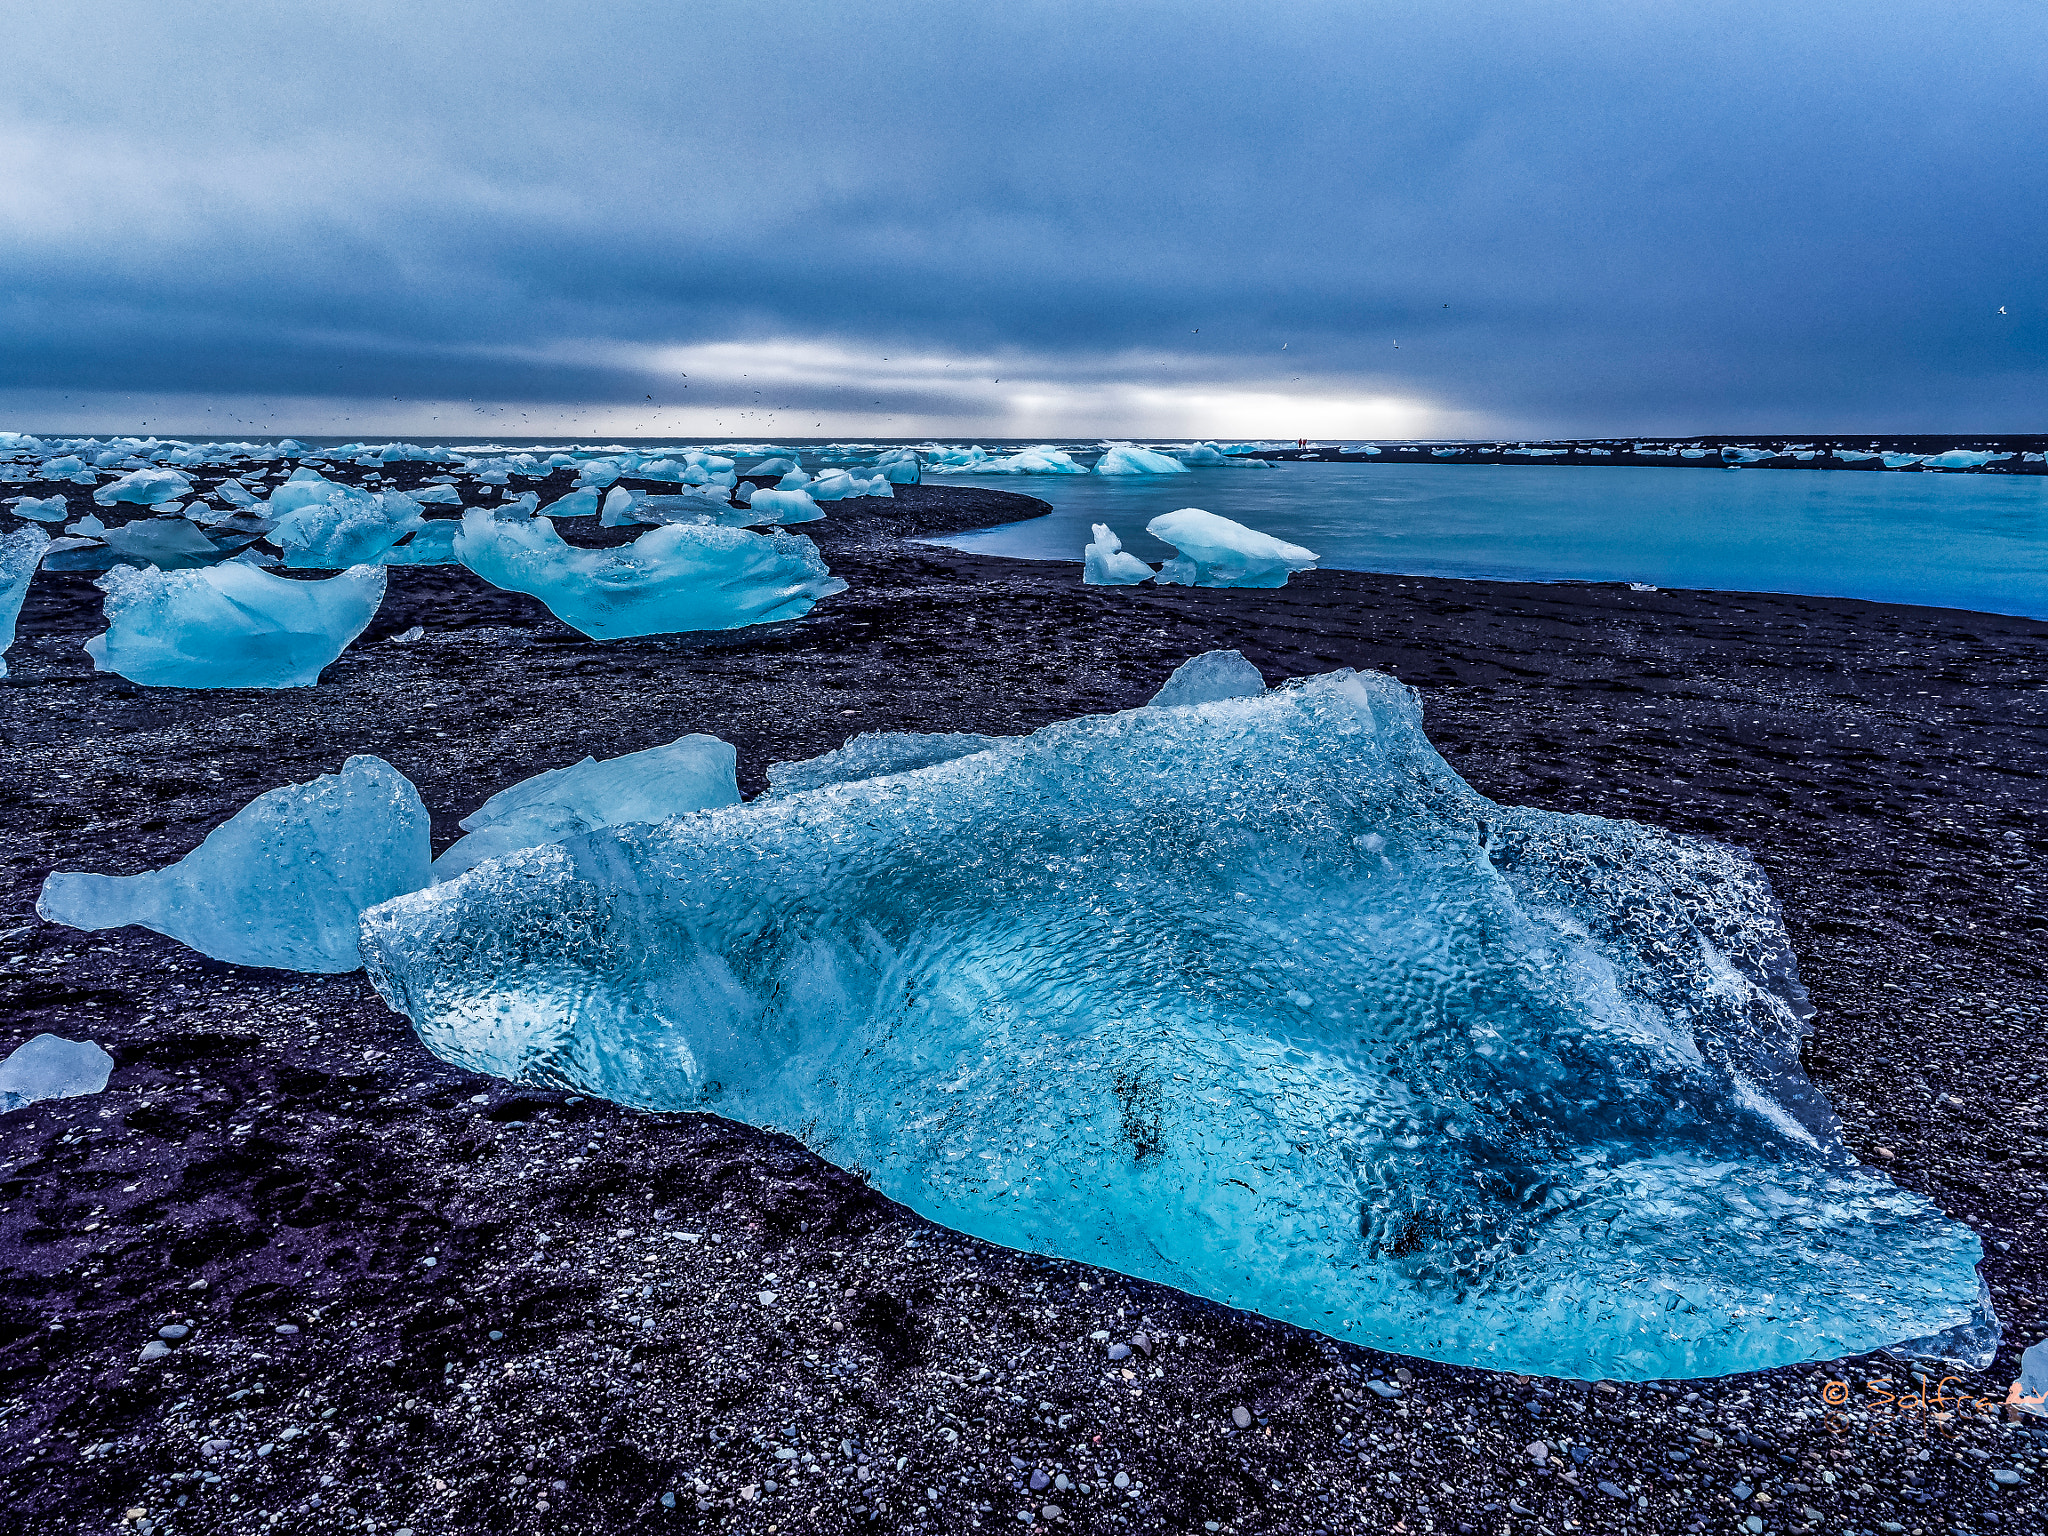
[85,563,386,689]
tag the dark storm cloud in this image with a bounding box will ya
[4,0,2044,432]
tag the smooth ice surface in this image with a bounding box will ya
[1,523,48,678]
[0,1035,115,1113]
[1082,523,1154,585]
[765,730,1000,795]
[454,511,845,639]
[360,671,1991,1380]
[542,489,600,519]
[1148,507,1319,588]
[742,488,825,525]
[85,563,387,689]
[269,481,425,567]
[380,521,460,565]
[434,734,740,880]
[93,467,192,506]
[99,516,236,570]
[1096,443,1190,475]
[43,755,429,973]
[1148,649,1266,707]
[2020,1338,2048,1416]
[10,495,68,521]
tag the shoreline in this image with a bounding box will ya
[1253,435,2048,473]
[3,484,2045,1534]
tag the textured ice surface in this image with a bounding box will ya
[2020,1338,2048,1415]
[738,488,823,525]
[542,489,600,519]
[434,734,740,881]
[99,516,236,570]
[380,521,460,565]
[1,523,48,678]
[93,467,192,506]
[0,1035,115,1114]
[1095,443,1190,475]
[1148,507,1319,588]
[872,448,922,484]
[270,481,425,567]
[43,755,428,972]
[10,495,68,521]
[933,446,1088,476]
[1082,524,1155,586]
[766,730,1000,796]
[1149,649,1266,707]
[360,671,1991,1379]
[85,563,387,689]
[454,512,844,639]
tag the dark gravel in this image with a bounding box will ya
[2,468,2046,1536]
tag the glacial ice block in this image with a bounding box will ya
[271,485,425,567]
[42,755,429,972]
[1148,649,1266,707]
[454,512,845,640]
[358,670,1992,1380]
[1147,507,1318,588]
[0,1034,114,1113]
[434,734,741,880]
[736,488,823,525]
[10,495,68,521]
[1095,443,1190,475]
[1082,524,1154,585]
[765,731,1000,796]
[1,523,49,679]
[93,467,192,506]
[85,563,387,689]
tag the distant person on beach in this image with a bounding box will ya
[1297,439,1307,449]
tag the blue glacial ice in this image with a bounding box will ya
[99,515,240,570]
[93,467,193,506]
[1082,524,1155,586]
[379,521,461,565]
[1,523,50,678]
[268,477,426,568]
[542,488,601,519]
[872,448,922,484]
[1148,507,1319,588]
[765,730,1001,796]
[932,446,1089,476]
[744,488,825,525]
[359,668,1993,1380]
[0,1034,115,1113]
[434,733,740,881]
[85,562,387,689]
[1148,649,1266,707]
[1096,442,1191,475]
[454,511,845,639]
[9,494,68,521]
[42,755,429,972]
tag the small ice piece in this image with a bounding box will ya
[1921,449,1996,470]
[497,491,541,519]
[84,563,387,689]
[1148,650,1265,707]
[600,488,645,527]
[68,513,108,537]
[1,524,50,679]
[40,755,430,972]
[573,459,623,489]
[872,448,921,484]
[0,1034,115,1113]
[390,625,426,643]
[744,488,824,525]
[775,468,814,489]
[453,511,845,639]
[270,484,425,568]
[409,483,464,505]
[433,734,740,880]
[746,457,799,477]
[1147,508,1319,589]
[100,516,234,570]
[380,521,460,565]
[213,478,261,507]
[766,731,1000,796]
[2018,1338,2048,1416]
[1094,443,1190,475]
[1082,524,1154,586]
[93,467,193,506]
[9,495,68,522]
[542,489,600,519]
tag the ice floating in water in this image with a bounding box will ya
[1,524,50,678]
[434,734,740,880]
[10,494,68,521]
[85,563,387,689]
[359,669,1992,1380]
[1148,649,1266,707]
[1082,524,1155,586]
[42,755,429,972]
[93,467,193,506]
[1148,507,1318,588]
[454,511,844,639]
[1095,443,1190,475]
[766,730,1000,796]
[872,448,921,484]
[0,1034,115,1113]
[932,445,1088,476]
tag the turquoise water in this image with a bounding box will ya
[926,462,2048,618]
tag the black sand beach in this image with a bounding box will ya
[2,480,2046,1536]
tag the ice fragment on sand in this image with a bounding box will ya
[454,511,844,640]
[84,563,387,689]
[542,489,601,519]
[1094,442,1190,475]
[1,523,49,678]
[2018,1338,2048,1416]
[743,488,825,525]
[93,467,193,506]
[1147,507,1318,589]
[269,481,425,568]
[434,734,740,881]
[361,670,1992,1380]
[9,495,68,521]
[1082,524,1154,585]
[380,521,459,565]
[0,1035,114,1113]
[766,731,1000,796]
[99,516,236,570]
[42,755,428,972]
[1148,650,1265,707]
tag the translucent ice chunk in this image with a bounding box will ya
[542,488,601,519]
[409,483,463,506]
[2018,1338,2048,1416]
[1,523,50,678]
[1082,524,1154,585]
[453,511,845,639]
[84,563,387,689]
[270,484,425,568]
[872,448,921,484]
[359,670,1990,1379]
[9,494,68,521]
[1095,442,1190,475]
[744,457,799,477]
[1148,649,1265,706]
[93,467,193,506]
[1147,507,1318,588]
[0,1034,114,1113]
[100,516,235,570]
[380,521,460,565]
[765,731,1000,796]
[42,755,428,972]
[744,488,825,525]
[434,734,740,881]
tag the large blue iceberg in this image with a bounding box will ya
[359,670,1991,1380]
[1148,508,1318,588]
[85,563,386,689]
[41,755,429,972]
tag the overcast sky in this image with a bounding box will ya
[5,1,2044,439]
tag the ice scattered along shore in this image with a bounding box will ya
[454,512,844,639]
[1082,524,1155,585]
[84,563,386,689]
[1148,649,1266,706]
[434,734,740,881]
[0,1035,115,1114]
[1095,442,1190,475]
[41,755,429,973]
[766,730,1001,796]
[1,523,50,679]
[359,669,1992,1380]
[1148,508,1319,588]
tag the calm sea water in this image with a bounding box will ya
[925,462,2048,619]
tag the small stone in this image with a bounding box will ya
[1525,1441,1548,1465]
[857,1465,872,1483]
[1393,1367,1413,1384]
[1991,1469,2022,1485]
[762,1480,777,1494]
[139,1340,170,1363]
[1130,1332,1152,1356]
[1508,1500,1535,1517]
[1743,1518,1763,1535]
[1597,1480,1626,1499]
[421,1257,437,1268]
[157,1324,190,1341]
[274,1324,300,1335]
[1231,1406,1252,1429]
[660,1492,675,1508]
[1029,1470,1051,1491]
[202,1440,230,1458]
[1054,1474,1071,1492]
[1041,1504,1063,1521]
[489,1330,503,1341]
[1113,1471,1130,1489]
[1730,1480,1752,1500]
[1106,1343,1131,1362]
[1365,1379,1401,1399]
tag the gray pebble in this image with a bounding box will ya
[1106,1343,1131,1361]
[1991,1469,2022,1486]
[1730,1480,1752,1500]
[139,1340,170,1363]
[1029,1470,1051,1491]
[202,1440,230,1457]
[274,1324,300,1335]
[157,1324,190,1341]
[1113,1471,1130,1490]
[1041,1504,1063,1521]
[1365,1379,1401,1399]
[1231,1406,1252,1429]
[1054,1474,1071,1492]
[1598,1480,1627,1499]
[1130,1332,1151,1356]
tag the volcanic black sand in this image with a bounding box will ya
[2,475,2046,1536]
